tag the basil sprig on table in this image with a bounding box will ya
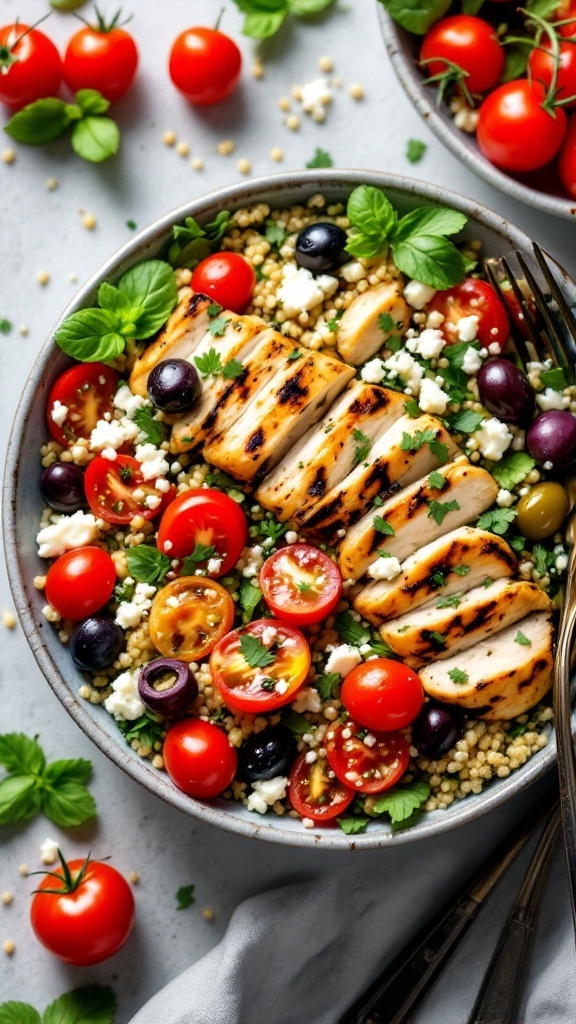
[231,0,336,39]
[0,985,116,1024]
[4,89,120,163]
[0,733,96,827]
[54,259,178,362]
[345,185,468,290]
[376,0,451,34]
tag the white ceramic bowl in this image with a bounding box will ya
[378,6,576,221]
[4,170,560,850]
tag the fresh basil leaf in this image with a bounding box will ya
[71,115,120,162]
[0,1003,40,1024]
[75,89,110,117]
[243,9,288,36]
[40,781,96,827]
[97,281,129,314]
[0,776,41,825]
[344,234,385,259]
[125,545,170,585]
[117,260,178,339]
[172,238,211,269]
[54,308,126,362]
[391,234,466,290]
[337,816,370,835]
[5,98,75,145]
[0,733,45,775]
[376,0,451,34]
[390,206,467,241]
[42,758,92,786]
[43,986,116,1024]
[347,185,397,245]
[289,0,335,14]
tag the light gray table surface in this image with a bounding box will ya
[1,1,574,1020]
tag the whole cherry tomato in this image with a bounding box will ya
[427,278,510,350]
[558,114,576,197]
[477,80,567,172]
[259,543,343,626]
[288,752,354,822]
[341,658,424,732]
[163,718,237,799]
[45,547,116,621]
[168,27,241,105]
[529,38,576,109]
[46,362,119,447]
[30,854,135,965]
[0,22,63,110]
[420,15,505,95]
[63,12,138,102]
[191,253,256,313]
[157,487,247,575]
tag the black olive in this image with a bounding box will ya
[138,658,198,716]
[411,703,465,759]
[40,463,85,513]
[295,222,347,273]
[70,616,124,672]
[237,725,297,782]
[147,358,201,413]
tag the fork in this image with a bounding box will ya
[484,243,576,933]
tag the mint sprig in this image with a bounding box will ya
[5,89,119,162]
[0,734,96,828]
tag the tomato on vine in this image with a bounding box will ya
[0,20,63,110]
[420,15,505,97]
[63,8,139,102]
[477,80,567,172]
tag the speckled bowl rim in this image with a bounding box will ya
[4,169,561,850]
[378,5,576,222]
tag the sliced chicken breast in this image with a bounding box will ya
[202,350,355,482]
[337,280,410,365]
[353,526,517,626]
[380,580,553,667]
[339,460,498,581]
[298,413,460,535]
[255,383,406,522]
[170,328,290,454]
[419,611,554,720]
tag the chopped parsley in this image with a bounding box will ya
[404,398,420,418]
[437,592,462,609]
[222,358,244,380]
[453,564,471,577]
[258,515,288,543]
[476,507,518,536]
[447,409,484,434]
[353,428,372,464]
[400,428,449,464]
[238,579,264,623]
[432,570,446,587]
[540,367,568,391]
[373,515,395,536]
[428,470,446,490]
[194,347,243,380]
[288,349,303,360]
[406,138,427,163]
[327,310,343,332]
[448,667,469,684]
[297,581,313,593]
[515,630,532,646]
[208,302,223,317]
[430,631,446,646]
[125,545,170,585]
[181,542,218,573]
[208,316,230,337]
[337,816,370,835]
[490,452,535,490]
[306,147,333,168]
[176,884,196,910]
[240,634,276,669]
[378,312,401,333]
[260,678,276,691]
[427,498,460,526]
[265,220,287,248]
[315,672,341,701]
[372,780,430,823]
[133,407,167,446]
[0,318,12,334]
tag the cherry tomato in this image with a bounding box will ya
[326,720,410,794]
[0,23,63,110]
[157,488,247,576]
[529,40,576,109]
[210,619,311,714]
[45,547,116,621]
[191,253,255,314]
[149,576,235,663]
[559,114,576,198]
[46,363,119,446]
[259,543,342,626]
[341,658,424,732]
[477,80,567,172]
[163,718,237,799]
[168,26,241,106]
[288,752,354,822]
[30,856,134,966]
[559,0,576,37]
[63,18,138,102]
[427,278,510,350]
[420,16,504,95]
[84,454,175,525]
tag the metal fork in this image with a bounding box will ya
[485,243,576,934]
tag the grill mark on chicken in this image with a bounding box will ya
[277,372,309,406]
[186,291,210,316]
[307,467,327,497]
[301,493,344,527]
[349,389,391,416]
[246,428,264,453]
[482,538,517,570]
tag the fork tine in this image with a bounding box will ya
[532,243,576,356]
[515,250,571,375]
[484,258,532,368]
[499,256,545,364]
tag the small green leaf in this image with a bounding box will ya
[540,367,567,391]
[515,630,532,646]
[0,733,45,775]
[427,498,460,526]
[43,986,116,1024]
[404,398,420,418]
[133,407,167,447]
[54,308,126,363]
[373,515,395,536]
[240,634,276,669]
[448,409,484,434]
[4,98,74,145]
[289,0,336,13]
[334,610,370,647]
[430,631,446,646]
[0,1003,40,1024]
[428,470,446,490]
[265,221,288,248]
[208,316,231,338]
[117,260,178,340]
[406,138,427,163]
[476,507,518,536]
[432,570,446,587]
[176,884,195,910]
[353,428,372,464]
[376,0,451,34]
[453,564,471,576]
[437,592,462,608]
[181,542,219,572]
[125,545,170,585]
[306,147,333,168]
[195,348,224,378]
[0,776,41,825]
[0,318,12,334]
[315,672,340,701]
[337,816,370,835]
[70,115,120,163]
[75,89,110,117]
[490,452,535,491]
[448,667,469,683]
[281,711,312,735]
[40,781,97,827]
[222,358,244,380]
[372,780,430,822]
[242,9,288,37]
[238,579,264,624]
[43,759,92,787]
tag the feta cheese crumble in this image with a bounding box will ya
[472,417,513,461]
[403,280,437,310]
[113,384,149,419]
[134,443,170,480]
[325,644,362,677]
[50,400,68,427]
[90,416,140,452]
[36,511,100,558]
[40,838,59,865]
[367,555,402,581]
[246,776,288,814]
[461,346,483,375]
[536,388,570,411]
[382,350,424,395]
[360,358,386,384]
[114,582,156,629]
[417,377,449,415]
[104,668,146,721]
[277,264,338,317]
[406,328,446,360]
[456,315,479,342]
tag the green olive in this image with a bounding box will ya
[515,482,570,540]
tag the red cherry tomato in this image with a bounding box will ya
[157,488,247,576]
[63,20,138,102]
[259,543,342,626]
[559,1,576,37]
[0,23,63,110]
[427,278,510,350]
[191,253,256,314]
[559,115,576,198]
[168,27,241,105]
[341,658,424,732]
[326,720,410,794]
[529,39,576,108]
[477,80,567,172]
[420,16,505,95]
[45,546,116,621]
[85,454,175,525]
[288,752,354,822]
[46,363,119,447]
[210,619,311,714]
[163,718,237,799]
[30,856,135,966]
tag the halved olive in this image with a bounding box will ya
[515,481,570,540]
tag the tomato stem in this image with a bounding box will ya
[419,56,475,110]
[521,7,564,116]
[29,850,92,896]
[214,7,226,32]
[0,12,53,71]
[74,5,133,33]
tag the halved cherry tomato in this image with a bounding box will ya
[326,720,409,794]
[259,543,342,626]
[63,19,138,102]
[157,488,247,576]
[210,619,311,714]
[47,363,119,446]
[0,23,63,110]
[168,27,241,106]
[149,576,235,663]
[420,16,505,96]
[85,454,175,525]
[191,253,255,313]
[45,546,116,621]
[477,80,567,173]
[163,718,237,799]
[288,752,354,822]
[341,658,424,732]
[427,278,510,350]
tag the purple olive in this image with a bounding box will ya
[411,702,464,759]
[147,358,201,413]
[70,616,123,671]
[526,410,576,470]
[40,463,85,512]
[138,658,198,716]
[477,358,535,424]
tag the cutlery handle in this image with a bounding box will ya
[553,547,576,934]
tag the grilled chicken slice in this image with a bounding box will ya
[170,328,290,454]
[298,413,460,535]
[202,350,355,482]
[337,280,410,365]
[380,580,553,668]
[255,383,406,522]
[353,526,517,626]
[419,611,554,720]
[339,460,498,581]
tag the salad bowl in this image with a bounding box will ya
[4,169,569,850]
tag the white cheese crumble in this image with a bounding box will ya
[285,531,298,544]
[461,346,483,375]
[277,264,338,317]
[406,328,446,360]
[417,377,449,415]
[456,315,479,342]
[275,679,289,695]
[50,400,68,427]
[360,358,386,384]
[536,388,570,411]
[403,280,437,310]
[382,350,424,395]
[261,625,278,646]
[339,260,366,284]
[134,443,170,480]
[113,383,150,419]
[114,582,156,629]
[291,686,323,713]
[496,488,514,508]
[325,644,362,677]
[36,511,100,558]
[104,668,146,721]
[246,776,287,814]
[90,416,139,452]
[472,417,513,462]
[40,838,59,865]
[299,77,332,117]
[367,555,402,581]
[207,557,223,574]
[236,545,264,578]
